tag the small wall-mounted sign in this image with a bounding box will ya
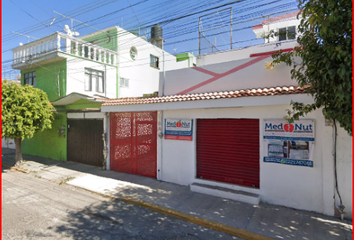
[263,119,315,167]
[164,119,193,141]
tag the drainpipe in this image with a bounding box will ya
[57,69,65,98]
[158,111,164,181]
[116,28,120,98]
[104,65,107,98]
[158,50,167,180]
[333,119,345,219]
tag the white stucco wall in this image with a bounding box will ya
[158,106,352,217]
[116,27,189,98]
[335,125,352,218]
[163,53,301,96]
[66,56,117,98]
[254,19,302,43]
[67,112,105,119]
[2,137,15,149]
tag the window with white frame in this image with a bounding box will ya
[278,26,296,41]
[150,55,159,69]
[119,77,129,88]
[85,68,104,93]
[24,71,36,87]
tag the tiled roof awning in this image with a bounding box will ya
[103,85,310,107]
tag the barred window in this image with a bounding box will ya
[24,71,36,87]
[279,26,296,41]
[150,55,159,69]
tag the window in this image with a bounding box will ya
[119,77,129,88]
[85,69,104,93]
[150,55,159,69]
[279,26,296,41]
[24,71,36,87]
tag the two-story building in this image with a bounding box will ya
[11,24,192,167]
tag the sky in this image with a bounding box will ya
[2,0,299,79]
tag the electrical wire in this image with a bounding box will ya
[2,0,299,80]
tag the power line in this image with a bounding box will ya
[3,0,299,80]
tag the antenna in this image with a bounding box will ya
[12,31,39,43]
[53,10,109,37]
[48,17,56,26]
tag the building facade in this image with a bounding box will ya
[11,25,190,166]
[101,12,352,218]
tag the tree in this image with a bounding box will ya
[272,0,352,135]
[2,82,54,165]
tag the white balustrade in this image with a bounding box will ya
[12,32,117,65]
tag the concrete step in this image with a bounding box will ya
[190,182,260,205]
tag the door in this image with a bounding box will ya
[110,112,157,178]
[67,119,104,167]
[196,119,260,188]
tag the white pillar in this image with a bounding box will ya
[65,36,71,53]
[75,41,79,56]
[81,44,85,57]
[93,47,97,60]
[98,49,102,62]
[57,34,61,50]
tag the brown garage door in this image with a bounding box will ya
[110,112,157,178]
[67,119,104,167]
[196,119,260,188]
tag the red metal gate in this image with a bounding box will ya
[196,119,260,188]
[110,112,157,178]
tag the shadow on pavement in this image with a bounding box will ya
[2,148,352,240]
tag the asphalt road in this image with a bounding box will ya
[2,168,240,240]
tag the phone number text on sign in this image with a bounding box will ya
[164,119,193,141]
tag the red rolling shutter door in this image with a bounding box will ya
[196,119,260,188]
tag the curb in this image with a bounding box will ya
[119,197,275,240]
[68,186,275,240]
[5,164,275,240]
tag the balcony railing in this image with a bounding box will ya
[12,32,117,65]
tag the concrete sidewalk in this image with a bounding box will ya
[2,148,352,240]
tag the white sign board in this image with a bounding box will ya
[164,119,193,141]
[263,119,315,167]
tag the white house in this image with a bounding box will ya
[101,12,352,219]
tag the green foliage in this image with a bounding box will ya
[2,82,54,139]
[272,0,352,135]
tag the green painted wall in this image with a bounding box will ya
[65,99,103,110]
[22,99,103,161]
[22,113,67,161]
[83,28,118,52]
[22,60,67,102]
[176,52,195,67]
